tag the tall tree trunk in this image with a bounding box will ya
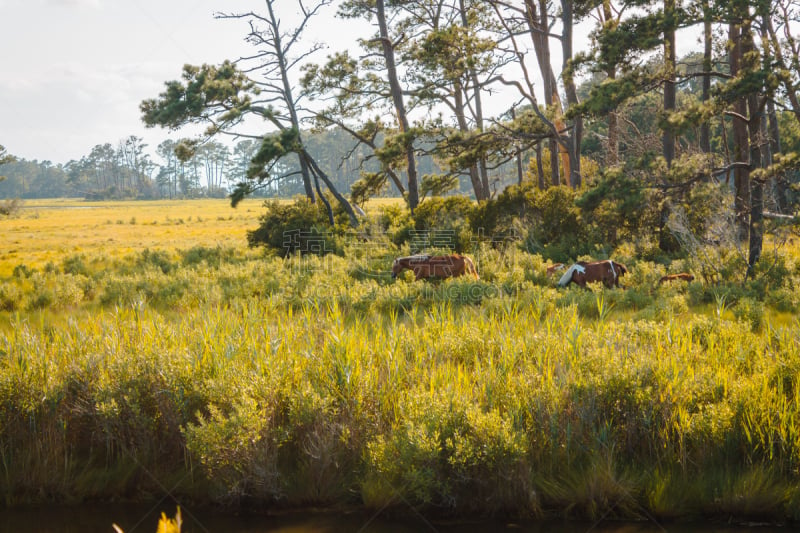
[549,141,560,187]
[700,0,712,156]
[658,0,678,252]
[525,0,567,186]
[301,150,360,227]
[561,0,582,187]
[540,0,571,184]
[512,107,524,185]
[602,0,619,168]
[266,1,316,203]
[747,5,768,274]
[747,92,764,275]
[536,143,546,190]
[454,78,486,200]
[767,100,789,212]
[479,159,490,198]
[297,157,316,203]
[459,0,491,198]
[663,0,676,167]
[730,20,751,241]
[376,0,420,212]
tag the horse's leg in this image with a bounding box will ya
[606,267,617,288]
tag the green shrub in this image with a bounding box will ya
[27,287,54,310]
[100,277,142,306]
[364,394,533,513]
[184,399,281,502]
[150,278,191,308]
[576,167,657,249]
[766,287,799,313]
[12,264,33,278]
[0,282,22,311]
[377,204,414,247]
[137,249,174,274]
[181,246,227,268]
[620,287,655,311]
[411,196,476,253]
[473,184,590,262]
[247,198,345,257]
[733,297,765,332]
[558,287,603,319]
[62,254,90,276]
[751,253,793,291]
[54,274,86,307]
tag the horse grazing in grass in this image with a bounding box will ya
[391,254,479,281]
[557,259,627,289]
[658,272,694,284]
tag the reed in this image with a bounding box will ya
[1,201,799,524]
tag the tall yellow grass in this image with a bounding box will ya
[1,198,800,523]
[0,199,262,277]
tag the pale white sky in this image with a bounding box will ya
[0,0,361,164]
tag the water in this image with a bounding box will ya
[0,504,795,533]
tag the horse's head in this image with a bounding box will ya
[391,258,402,279]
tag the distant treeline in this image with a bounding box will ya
[0,128,518,202]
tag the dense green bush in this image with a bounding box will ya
[376,204,414,247]
[473,183,590,262]
[137,249,175,274]
[0,282,21,311]
[576,167,655,247]
[62,254,91,276]
[247,197,346,257]
[410,196,476,253]
[181,245,236,269]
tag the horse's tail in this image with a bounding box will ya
[464,256,479,280]
[558,263,581,287]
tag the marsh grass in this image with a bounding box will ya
[0,199,263,277]
[1,200,800,523]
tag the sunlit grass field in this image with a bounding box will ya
[0,198,264,277]
[2,198,800,524]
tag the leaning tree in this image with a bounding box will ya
[140,0,359,226]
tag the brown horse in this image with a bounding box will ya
[391,254,479,281]
[558,259,627,289]
[658,272,694,284]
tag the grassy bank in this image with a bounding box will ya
[1,200,800,523]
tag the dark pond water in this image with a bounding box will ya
[0,504,796,533]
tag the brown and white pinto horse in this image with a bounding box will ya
[391,254,479,281]
[557,259,627,289]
